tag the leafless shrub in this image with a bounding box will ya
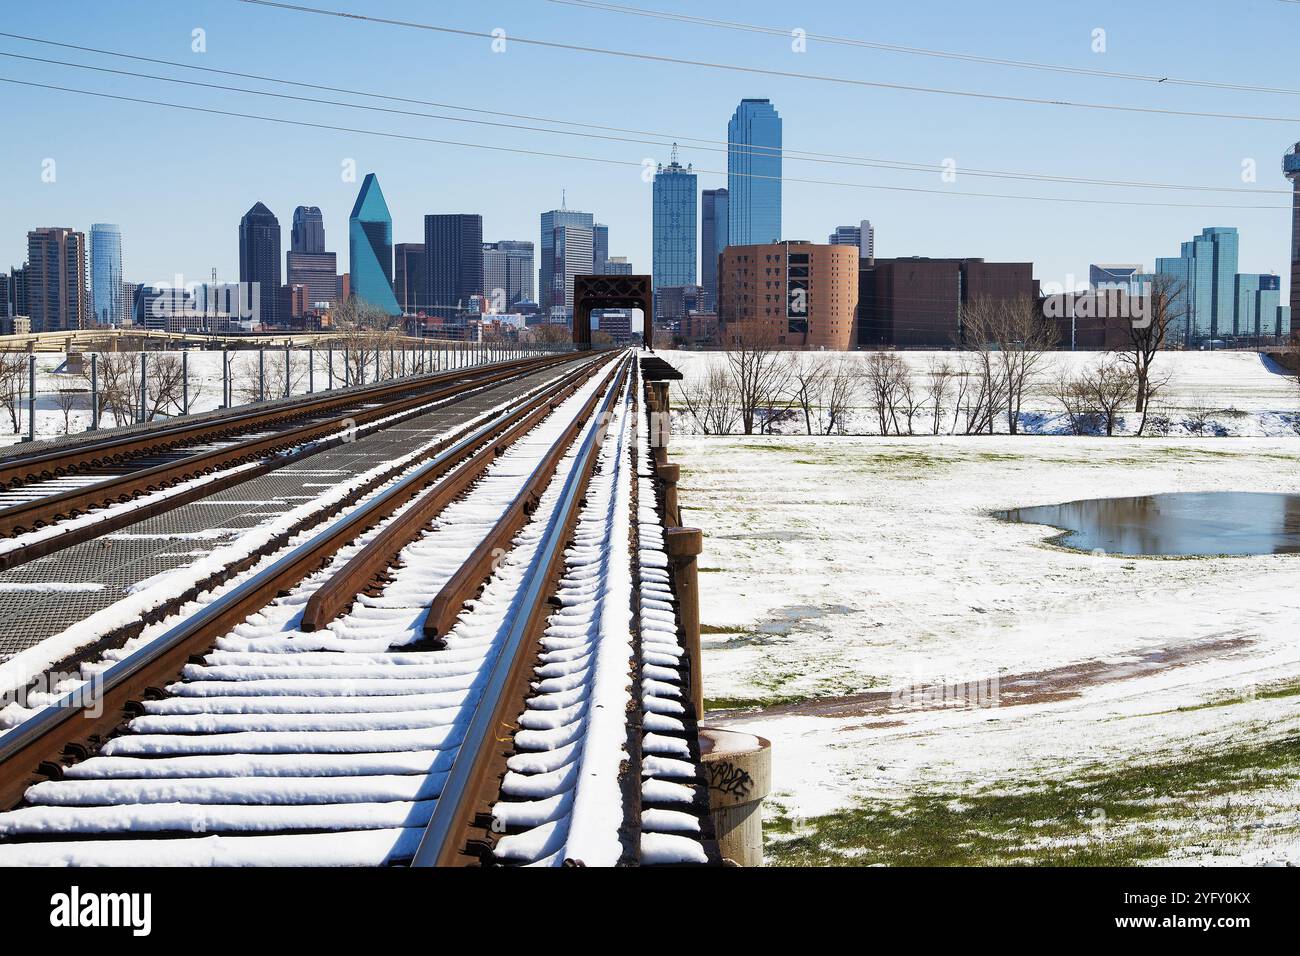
[1055,358,1138,437]
[678,365,740,435]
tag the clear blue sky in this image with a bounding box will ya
[2,0,1297,297]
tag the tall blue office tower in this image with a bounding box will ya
[652,146,698,320]
[727,99,782,246]
[348,173,400,315]
[701,188,728,310]
[1156,226,1239,344]
[89,223,124,326]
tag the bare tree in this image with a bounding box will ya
[725,327,793,436]
[1117,273,1185,435]
[331,298,406,384]
[678,364,740,435]
[862,351,908,435]
[923,358,955,435]
[1079,359,1139,436]
[822,358,857,435]
[787,351,833,436]
[0,352,27,435]
[53,388,80,434]
[960,295,1055,435]
[1051,370,1094,436]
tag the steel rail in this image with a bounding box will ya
[411,355,632,866]
[0,351,570,488]
[0,352,614,813]
[300,357,619,634]
[0,353,580,541]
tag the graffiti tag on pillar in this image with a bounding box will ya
[707,760,754,799]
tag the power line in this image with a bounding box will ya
[0,75,1288,211]
[237,0,1300,125]
[549,0,1300,97]
[2,40,1285,197]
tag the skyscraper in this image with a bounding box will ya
[1156,227,1239,343]
[1285,144,1300,321]
[89,223,124,326]
[482,240,534,310]
[424,214,484,321]
[348,173,400,315]
[394,243,425,313]
[593,223,609,275]
[829,221,875,260]
[1234,273,1282,339]
[652,147,698,321]
[539,207,594,314]
[239,202,281,326]
[701,188,728,310]
[26,227,87,333]
[550,224,593,319]
[727,98,782,246]
[291,206,325,254]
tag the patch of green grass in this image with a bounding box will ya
[767,734,1300,866]
[1137,679,1300,717]
[704,694,808,712]
[700,623,742,634]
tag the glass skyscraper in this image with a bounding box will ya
[348,173,400,316]
[1156,226,1239,344]
[701,188,728,310]
[90,223,124,326]
[727,98,782,246]
[1234,273,1282,339]
[592,223,609,274]
[652,150,698,320]
[539,208,594,314]
[238,202,281,326]
[424,214,484,322]
[291,206,325,254]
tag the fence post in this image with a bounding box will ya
[90,354,99,431]
[258,349,265,403]
[308,348,314,393]
[283,347,291,399]
[182,350,190,416]
[26,354,35,442]
[139,351,147,423]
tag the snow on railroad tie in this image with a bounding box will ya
[0,369,621,866]
[489,367,710,867]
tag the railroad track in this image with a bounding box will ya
[0,352,582,569]
[0,351,717,866]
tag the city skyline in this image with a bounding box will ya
[2,1,1295,301]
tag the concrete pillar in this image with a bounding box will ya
[698,727,772,867]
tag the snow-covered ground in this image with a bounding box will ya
[675,432,1300,865]
[664,349,1300,437]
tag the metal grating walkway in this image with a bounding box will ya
[0,360,587,659]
